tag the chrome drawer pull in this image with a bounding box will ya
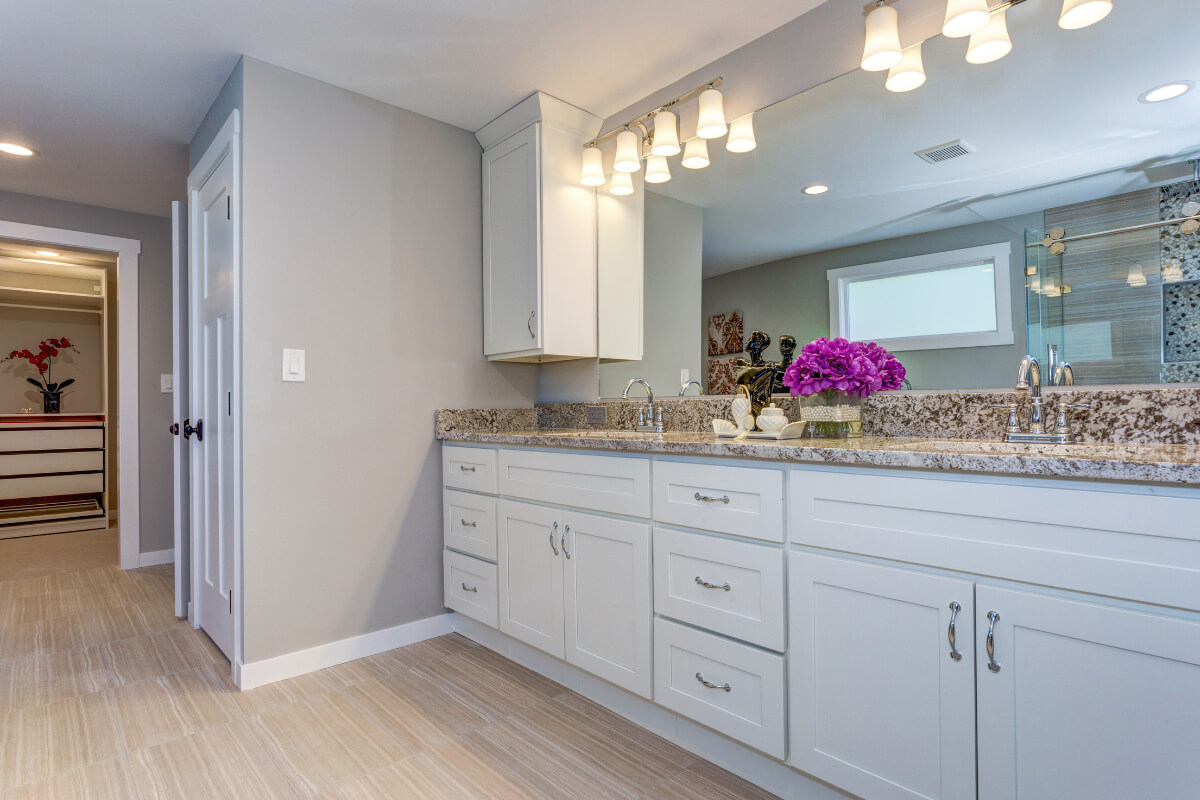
[694,492,730,504]
[460,519,477,528]
[562,524,571,559]
[986,610,1001,673]
[461,582,477,593]
[550,522,559,556]
[947,602,962,662]
[695,672,731,692]
[459,465,476,473]
[695,576,731,592]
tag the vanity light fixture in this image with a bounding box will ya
[613,129,642,173]
[804,184,830,195]
[609,171,634,196]
[681,138,710,169]
[861,2,903,72]
[1126,264,1147,287]
[0,143,37,157]
[696,88,728,139]
[34,250,60,257]
[1058,0,1113,30]
[1162,259,1184,283]
[650,111,681,157]
[726,114,757,153]
[580,146,605,186]
[966,8,1012,64]
[886,43,927,92]
[1139,81,1194,103]
[644,155,671,184]
[943,0,991,38]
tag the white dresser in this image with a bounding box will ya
[0,414,106,538]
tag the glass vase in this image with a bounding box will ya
[798,392,863,438]
[42,391,61,414]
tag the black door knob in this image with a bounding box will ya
[183,419,203,441]
[169,423,179,436]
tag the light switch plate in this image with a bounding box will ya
[282,349,305,382]
[160,374,173,393]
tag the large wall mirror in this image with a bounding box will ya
[599,0,1200,397]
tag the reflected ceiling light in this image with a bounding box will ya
[1163,259,1184,282]
[644,155,672,184]
[681,138,710,169]
[1126,264,1147,287]
[696,88,728,139]
[579,146,605,186]
[1043,283,1062,298]
[613,129,641,173]
[967,9,1012,64]
[0,143,37,157]
[1028,274,1042,293]
[886,43,926,92]
[803,184,829,195]
[1139,81,1194,103]
[726,114,757,153]
[609,171,634,196]
[34,250,60,257]
[1058,0,1113,30]
[650,111,681,157]
[943,0,991,38]
[861,2,903,72]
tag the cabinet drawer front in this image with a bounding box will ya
[653,528,785,651]
[0,450,104,476]
[498,449,650,517]
[0,427,103,453]
[0,472,103,501]
[444,550,498,628]
[653,461,783,542]
[444,489,497,561]
[653,618,786,759]
[792,468,1200,611]
[443,445,497,493]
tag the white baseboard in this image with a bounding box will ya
[236,612,455,691]
[454,617,845,800]
[139,548,174,567]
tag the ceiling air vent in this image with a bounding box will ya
[915,139,975,164]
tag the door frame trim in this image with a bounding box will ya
[187,108,243,676]
[0,219,141,569]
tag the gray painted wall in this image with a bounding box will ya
[190,58,244,172]
[0,307,103,410]
[600,193,703,398]
[702,214,1038,391]
[0,189,177,552]
[238,58,538,663]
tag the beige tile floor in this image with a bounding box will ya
[0,527,779,799]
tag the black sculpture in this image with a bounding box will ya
[773,335,797,394]
[736,331,775,418]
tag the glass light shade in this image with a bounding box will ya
[1028,274,1041,293]
[886,43,926,92]
[1059,0,1112,29]
[650,111,681,156]
[644,155,671,184]
[943,0,990,38]
[613,129,641,173]
[1126,264,1147,287]
[681,138,710,169]
[726,115,757,153]
[966,10,1012,64]
[1163,259,1184,282]
[609,171,634,196]
[579,146,605,186]
[861,4,902,72]
[696,88,728,139]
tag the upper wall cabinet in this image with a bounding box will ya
[477,93,602,362]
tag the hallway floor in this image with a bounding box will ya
[0,529,777,799]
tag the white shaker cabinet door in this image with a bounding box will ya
[789,553,977,800]
[976,586,1200,800]
[496,499,564,659]
[562,511,652,698]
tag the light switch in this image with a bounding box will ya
[282,349,305,382]
[160,374,173,393]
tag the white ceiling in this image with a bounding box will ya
[647,0,1200,276]
[0,0,824,218]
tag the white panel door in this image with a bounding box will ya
[189,150,235,660]
[976,586,1200,800]
[171,200,190,619]
[497,499,564,658]
[790,553,977,800]
[483,124,539,356]
[562,511,651,698]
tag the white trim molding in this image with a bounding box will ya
[0,219,142,570]
[139,548,175,567]
[827,242,1014,352]
[236,612,455,691]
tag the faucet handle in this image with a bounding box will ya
[1053,402,1091,436]
[988,403,1021,436]
[654,407,664,433]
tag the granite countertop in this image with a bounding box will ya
[436,428,1200,486]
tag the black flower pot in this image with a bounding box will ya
[42,391,61,413]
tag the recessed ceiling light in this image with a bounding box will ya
[1139,81,1194,103]
[804,184,829,195]
[0,143,38,157]
[34,250,60,257]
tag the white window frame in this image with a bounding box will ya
[827,242,1014,352]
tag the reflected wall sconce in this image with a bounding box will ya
[580,77,755,194]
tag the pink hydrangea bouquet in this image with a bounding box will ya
[782,337,905,400]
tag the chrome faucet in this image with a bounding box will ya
[679,379,703,396]
[1016,354,1044,434]
[991,354,1090,443]
[622,378,662,433]
[1052,363,1074,386]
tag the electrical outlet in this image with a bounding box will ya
[586,405,607,425]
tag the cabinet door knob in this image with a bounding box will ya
[549,522,560,556]
[527,311,536,339]
[561,524,571,559]
[694,492,730,505]
[461,582,477,593]
[460,519,477,528]
[695,672,731,692]
[459,465,476,473]
[986,610,1001,673]
[947,602,962,662]
[695,576,731,591]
